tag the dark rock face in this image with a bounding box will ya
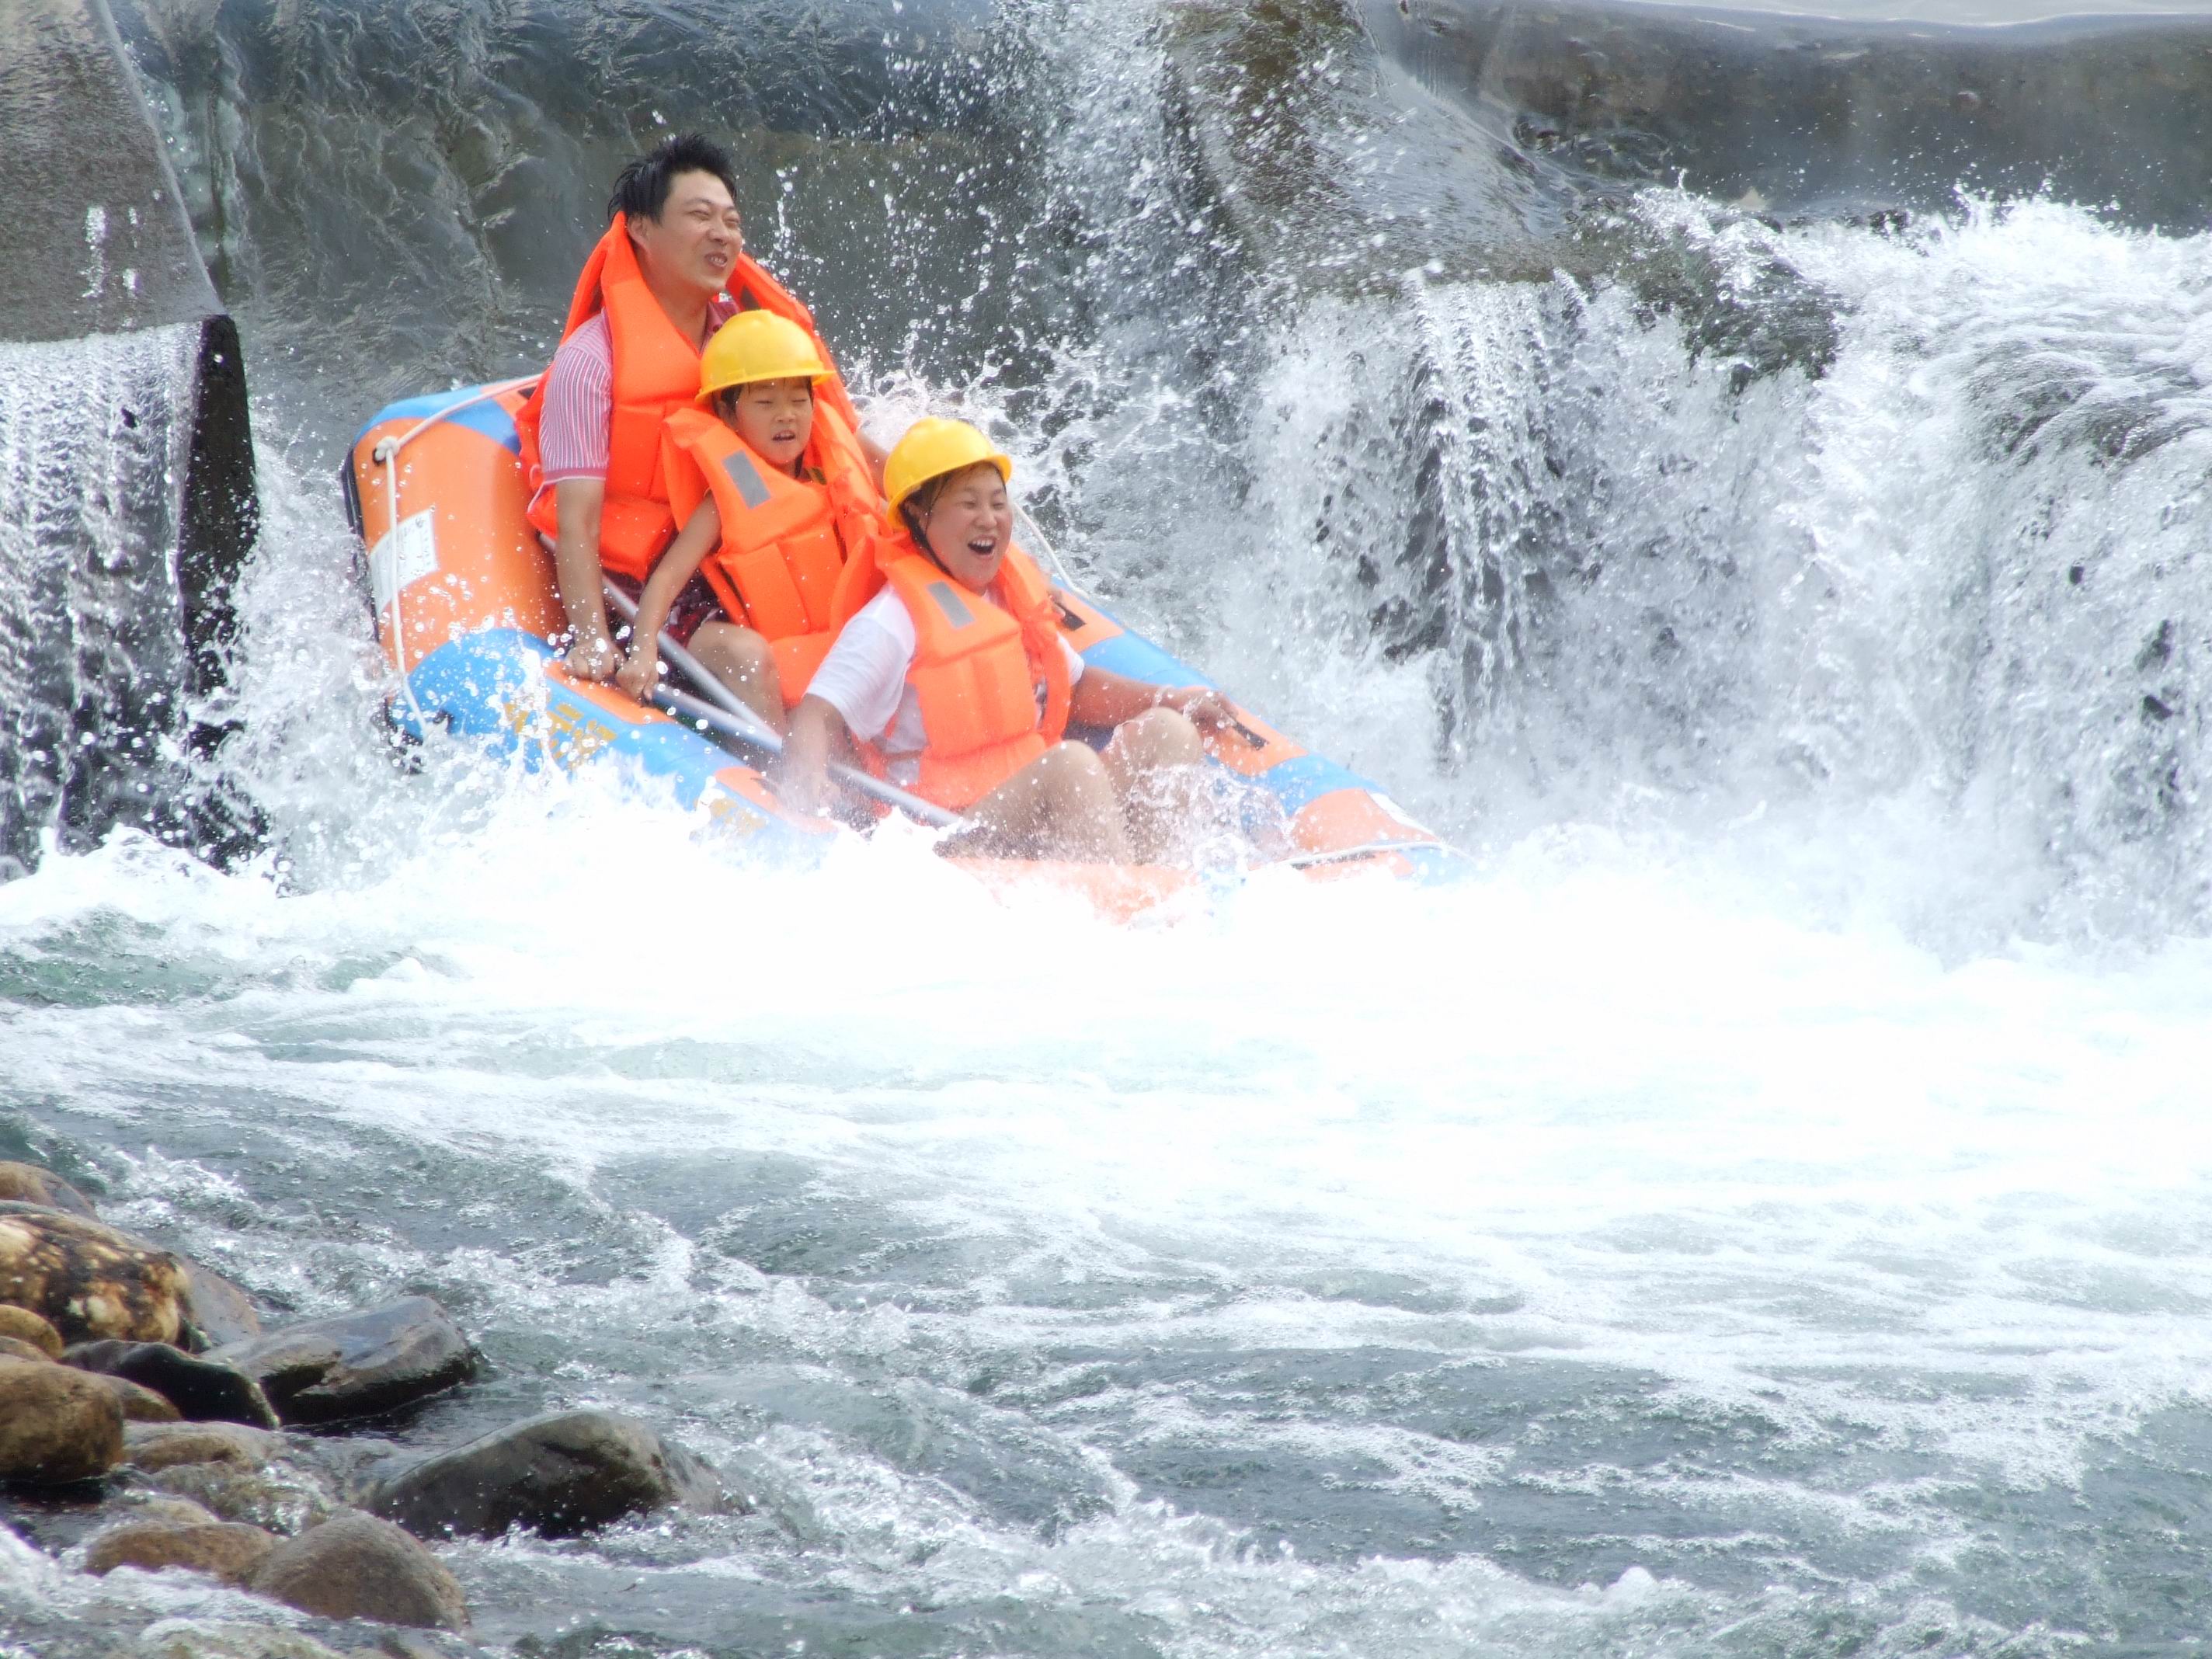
[1365,0,2212,228]
[0,1357,124,1482]
[84,1516,277,1584]
[0,1,259,878]
[0,1202,190,1344]
[208,1298,475,1426]
[64,1339,278,1427]
[249,1511,469,1630]
[367,1408,725,1539]
[0,1163,97,1217]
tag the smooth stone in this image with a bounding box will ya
[0,1162,97,1218]
[0,1358,123,1483]
[367,1407,725,1539]
[358,1636,449,1659]
[180,1259,263,1348]
[0,1305,64,1358]
[248,1511,468,1630]
[136,1622,351,1659]
[0,1334,51,1364]
[94,1372,183,1422]
[85,1517,278,1584]
[0,1202,189,1344]
[123,1421,280,1472]
[64,1338,277,1427]
[209,1298,475,1426]
[109,1494,223,1526]
[149,1459,336,1536]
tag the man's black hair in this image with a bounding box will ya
[607,133,740,225]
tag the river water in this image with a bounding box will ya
[7,0,2212,1654]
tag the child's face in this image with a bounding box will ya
[723,377,815,471]
[916,464,1014,592]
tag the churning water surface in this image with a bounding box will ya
[9,0,2212,1654]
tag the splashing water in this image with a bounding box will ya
[8,2,2212,1655]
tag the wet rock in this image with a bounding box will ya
[123,1421,280,1473]
[92,1371,184,1422]
[209,1298,475,1426]
[0,1162,96,1217]
[180,1259,263,1348]
[85,1516,278,1584]
[0,1334,52,1364]
[360,1636,451,1659]
[249,1511,468,1630]
[0,1305,64,1358]
[150,1455,336,1534]
[367,1408,725,1539]
[109,1493,224,1527]
[0,1357,123,1483]
[0,1202,189,1344]
[65,1338,278,1426]
[136,1621,352,1659]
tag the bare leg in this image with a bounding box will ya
[949,741,1132,863]
[684,621,787,736]
[1101,708,1205,863]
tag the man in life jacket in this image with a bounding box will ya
[611,311,885,730]
[513,132,887,684]
[771,419,1239,863]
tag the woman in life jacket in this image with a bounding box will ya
[615,311,884,732]
[771,418,1237,863]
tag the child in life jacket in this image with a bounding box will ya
[771,418,1236,863]
[615,311,882,732]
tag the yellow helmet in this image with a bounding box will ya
[882,417,1014,527]
[697,311,829,401]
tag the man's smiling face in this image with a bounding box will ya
[631,169,741,301]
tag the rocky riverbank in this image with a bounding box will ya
[0,1160,729,1655]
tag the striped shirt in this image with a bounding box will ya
[536,294,739,483]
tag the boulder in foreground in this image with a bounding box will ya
[210,1298,475,1426]
[367,1407,725,1539]
[0,1202,190,1344]
[85,1516,278,1584]
[0,1161,97,1217]
[0,1357,123,1482]
[92,1370,184,1422]
[123,1420,281,1473]
[134,1620,351,1659]
[248,1510,468,1629]
[179,1258,263,1348]
[0,1304,64,1357]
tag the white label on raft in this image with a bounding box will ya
[367,510,440,616]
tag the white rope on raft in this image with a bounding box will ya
[369,374,544,732]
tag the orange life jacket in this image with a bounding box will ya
[514,215,861,579]
[660,401,883,704]
[871,535,1072,811]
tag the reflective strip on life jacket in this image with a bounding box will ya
[662,402,882,704]
[514,215,859,583]
[878,544,1072,811]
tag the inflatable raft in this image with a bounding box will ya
[342,379,1460,910]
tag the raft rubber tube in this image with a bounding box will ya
[343,382,1464,896]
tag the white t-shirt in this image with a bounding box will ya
[807,583,1085,785]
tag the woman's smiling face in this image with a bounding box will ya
[915,462,1014,591]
